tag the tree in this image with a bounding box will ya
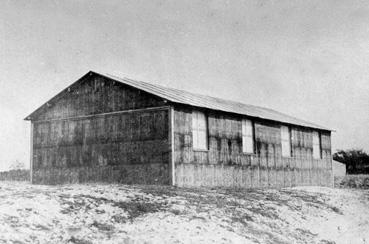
[9,160,25,171]
[333,149,369,174]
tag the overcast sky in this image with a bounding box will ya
[1,0,369,171]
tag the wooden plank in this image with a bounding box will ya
[168,106,175,185]
[33,106,170,123]
[30,122,34,183]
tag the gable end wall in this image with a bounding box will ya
[31,73,167,121]
[30,74,171,185]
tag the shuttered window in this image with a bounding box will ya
[281,126,291,157]
[242,119,254,153]
[313,131,321,159]
[192,111,208,150]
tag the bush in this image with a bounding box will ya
[333,149,369,174]
[0,169,30,182]
[335,175,369,189]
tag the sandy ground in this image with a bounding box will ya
[0,182,368,244]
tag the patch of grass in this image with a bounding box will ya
[330,206,342,214]
[6,215,21,228]
[34,224,50,231]
[247,206,279,219]
[169,209,182,215]
[143,185,283,232]
[66,226,82,234]
[55,185,347,244]
[230,214,253,226]
[280,190,343,215]
[7,240,24,244]
[140,185,181,197]
[335,175,369,189]
[68,236,93,244]
[190,215,207,221]
[59,193,167,220]
[114,200,165,220]
[111,214,128,223]
[319,239,336,244]
[90,221,115,232]
[235,223,288,244]
[143,185,284,225]
[295,228,318,237]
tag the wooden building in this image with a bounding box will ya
[332,160,346,177]
[25,71,333,187]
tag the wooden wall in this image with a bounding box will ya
[32,108,170,184]
[31,73,166,121]
[29,72,332,187]
[173,106,333,188]
[31,73,170,185]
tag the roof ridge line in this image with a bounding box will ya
[107,73,331,130]
[109,74,280,112]
[25,71,333,131]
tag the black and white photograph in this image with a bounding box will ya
[1,0,369,243]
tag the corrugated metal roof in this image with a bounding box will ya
[25,71,331,131]
[100,72,331,131]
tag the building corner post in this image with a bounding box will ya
[168,106,175,186]
[30,122,34,184]
[330,133,334,188]
[330,156,334,188]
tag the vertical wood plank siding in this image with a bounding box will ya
[174,106,332,188]
[31,73,170,184]
[32,108,170,184]
[29,72,332,187]
[30,122,34,183]
[32,73,166,121]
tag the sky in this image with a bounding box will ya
[1,0,369,171]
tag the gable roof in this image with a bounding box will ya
[25,71,332,131]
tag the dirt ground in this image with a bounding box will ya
[0,182,368,244]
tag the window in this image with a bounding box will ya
[313,131,321,159]
[192,111,208,150]
[242,119,254,153]
[281,126,291,157]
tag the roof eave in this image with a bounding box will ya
[167,101,334,132]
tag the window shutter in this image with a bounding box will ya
[281,126,291,157]
[242,119,254,153]
[313,131,321,159]
[192,111,207,150]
